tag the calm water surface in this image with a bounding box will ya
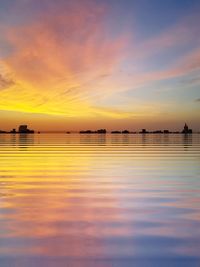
[0,133,200,267]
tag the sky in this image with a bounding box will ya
[0,0,200,131]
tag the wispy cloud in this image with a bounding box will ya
[133,8,200,60]
[0,0,129,117]
[0,73,14,90]
[0,0,199,121]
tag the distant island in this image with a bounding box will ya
[0,123,195,134]
[80,129,107,134]
[79,123,193,134]
[0,125,34,134]
[138,123,192,134]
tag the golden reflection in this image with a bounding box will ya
[0,134,200,259]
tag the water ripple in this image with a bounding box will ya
[0,134,200,266]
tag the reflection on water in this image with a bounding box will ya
[0,134,200,267]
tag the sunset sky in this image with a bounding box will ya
[0,0,200,131]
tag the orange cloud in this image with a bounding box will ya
[0,0,128,117]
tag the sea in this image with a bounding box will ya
[0,133,200,267]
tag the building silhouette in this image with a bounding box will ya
[182,123,192,134]
[80,129,107,134]
[10,128,16,133]
[140,129,148,134]
[97,129,106,134]
[111,130,121,134]
[18,125,34,133]
[122,130,129,134]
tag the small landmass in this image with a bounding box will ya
[79,123,194,134]
[0,125,34,134]
[80,129,107,134]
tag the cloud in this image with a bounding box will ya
[117,7,200,93]
[142,47,200,83]
[195,98,200,102]
[0,73,14,90]
[6,0,127,87]
[103,46,200,97]
[0,0,199,120]
[133,8,200,60]
[0,0,129,117]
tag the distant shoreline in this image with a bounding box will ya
[0,123,198,134]
[1,132,199,134]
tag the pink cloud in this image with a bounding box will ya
[143,47,200,83]
[105,46,200,96]
[4,0,128,91]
